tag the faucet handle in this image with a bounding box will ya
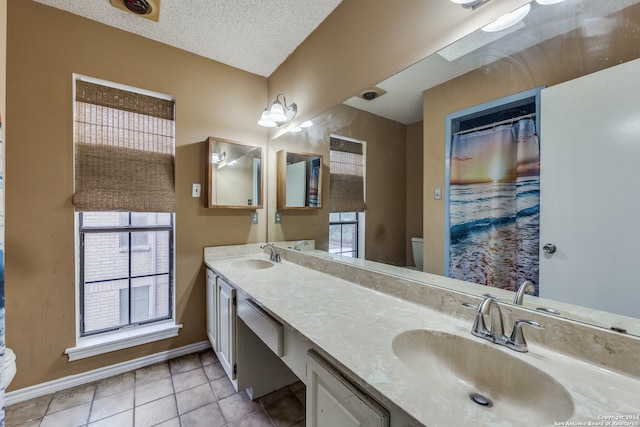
[462,301,492,338]
[508,319,544,352]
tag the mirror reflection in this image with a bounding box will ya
[207,137,263,209]
[267,0,640,336]
[276,150,323,209]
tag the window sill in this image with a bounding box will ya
[65,321,183,362]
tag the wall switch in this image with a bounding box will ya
[250,211,258,224]
[191,183,201,198]
[434,187,442,200]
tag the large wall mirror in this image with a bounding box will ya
[267,0,640,337]
[207,137,263,209]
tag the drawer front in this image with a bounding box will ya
[238,299,284,356]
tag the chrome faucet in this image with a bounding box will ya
[465,296,544,352]
[260,243,281,262]
[293,240,309,251]
[514,280,535,305]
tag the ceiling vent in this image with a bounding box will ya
[110,0,160,22]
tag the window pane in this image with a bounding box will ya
[340,212,357,222]
[329,213,340,222]
[329,224,342,254]
[132,276,170,320]
[82,212,121,227]
[84,279,129,333]
[84,232,129,282]
[131,230,170,277]
[342,224,357,254]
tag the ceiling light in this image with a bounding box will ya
[258,94,297,128]
[482,4,530,32]
[300,120,313,128]
[450,0,491,10]
[536,0,565,4]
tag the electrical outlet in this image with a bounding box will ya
[250,211,258,224]
[275,211,282,224]
[434,187,442,200]
[191,183,201,198]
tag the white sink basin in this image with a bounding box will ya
[230,259,275,270]
[392,329,574,424]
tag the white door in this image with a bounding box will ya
[307,351,389,427]
[217,278,237,380]
[206,269,217,351]
[286,161,307,206]
[539,58,640,319]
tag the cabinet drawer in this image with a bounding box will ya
[238,299,284,356]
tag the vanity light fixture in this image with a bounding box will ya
[450,0,491,10]
[481,4,530,32]
[211,150,226,164]
[258,94,297,128]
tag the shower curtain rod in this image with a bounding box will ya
[454,113,536,136]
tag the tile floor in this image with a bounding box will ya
[6,349,306,427]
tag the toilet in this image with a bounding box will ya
[4,347,16,388]
[411,237,424,271]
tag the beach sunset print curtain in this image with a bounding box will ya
[449,119,540,293]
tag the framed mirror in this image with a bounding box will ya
[276,150,323,209]
[207,137,263,209]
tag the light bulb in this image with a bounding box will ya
[267,101,287,122]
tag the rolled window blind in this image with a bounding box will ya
[74,80,176,212]
[330,137,365,213]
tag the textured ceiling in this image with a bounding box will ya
[33,0,343,77]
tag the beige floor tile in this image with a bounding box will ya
[94,372,135,399]
[154,417,182,427]
[9,420,41,427]
[180,402,226,427]
[89,388,134,423]
[258,386,292,407]
[265,394,305,427]
[134,394,178,427]
[135,377,174,406]
[47,382,96,414]
[88,408,133,427]
[229,410,276,427]
[176,383,216,415]
[288,382,305,393]
[218,391,262,422]
[5,394,52,426]
[169,353,202,375]
[203,362,227,381]
[135,362,171,387]
[210,376,237,400]
[40,402,91,427]
[198,349,217,366]
[172,367,208,393]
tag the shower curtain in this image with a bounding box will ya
[448,119,540,293]
[1,114,5,424]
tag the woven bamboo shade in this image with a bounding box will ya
[74,80,175,212]
[330,137,365,213]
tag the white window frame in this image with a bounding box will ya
[66,75,181,362]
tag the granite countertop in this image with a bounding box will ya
[204,251,640,427]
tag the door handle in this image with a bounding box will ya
[543,243,557,254]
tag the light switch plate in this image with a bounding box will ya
[434,187,442,200]
[250,211,258,224]
[191,183,201,198]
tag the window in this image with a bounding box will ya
[69,76,178,358]
[330,137,366,258]
[79,212,173,335]
[329,212,360,257]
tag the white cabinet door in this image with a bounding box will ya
[205,269,218,351]
[218,277,237,380]
[307,351,389,427]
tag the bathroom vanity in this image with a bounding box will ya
[204,244,640,427]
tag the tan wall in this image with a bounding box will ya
[422,3,640,275]
[405,121,423,267]
[5,1,267,390]
[268,0,530,136]
[268,104,407,266]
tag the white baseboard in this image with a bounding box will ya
[5,340,211,406]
